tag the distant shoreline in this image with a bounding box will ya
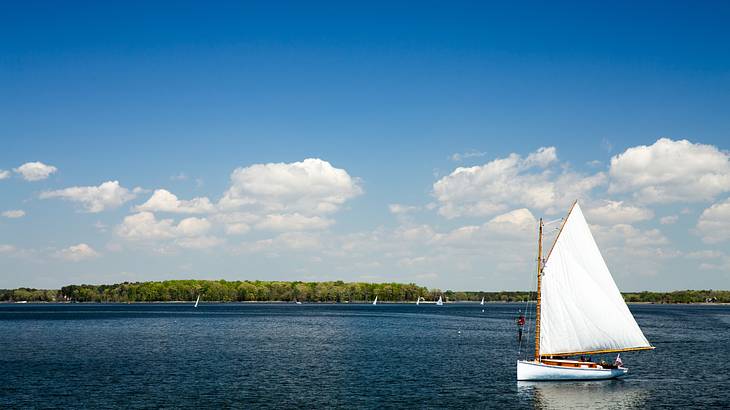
[2,281,729,304]
[3,299,730,305]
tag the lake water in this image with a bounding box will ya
[1,303,727,408]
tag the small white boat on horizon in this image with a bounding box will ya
[194,295,200,308]
[372,296,378,305]
[517,201,654,381]
[480,296,485,305]
[416,296,444,305]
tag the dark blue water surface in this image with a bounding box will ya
[1,303,728,409]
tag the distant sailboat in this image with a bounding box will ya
[194,295,200,308]
[517,201,654,381]
[436,296,443,306]
[295,300,302,305]
[480,296,485,305]
[416,297,420,306]
[373,296,378,305]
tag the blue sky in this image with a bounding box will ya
[1,1,730,290]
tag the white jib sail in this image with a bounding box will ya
[539,203,651,356]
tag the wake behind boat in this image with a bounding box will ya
[517,201,654,381]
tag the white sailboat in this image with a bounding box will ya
[480,296,485,305]
[416,297,420,305]
[436,296,443,306]
[194,294,200,308]
[517,201,654,381]
[372,296,378,305]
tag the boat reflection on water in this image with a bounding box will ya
[517,380,648,409]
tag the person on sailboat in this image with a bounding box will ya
[516,310,526,342]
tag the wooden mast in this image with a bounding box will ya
[534,217,543,361]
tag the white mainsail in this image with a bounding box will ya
[480,296,485,305]
[436,296,443,306]
[373,296,378,305]
[194,294,200,308]
[539,203,651,356]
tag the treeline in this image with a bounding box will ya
[622,290,730,304]
[58,280,431,303]
[0,288,59,302]
[455,290,730,303]
[1,283,729,303]
[446,291,533,302]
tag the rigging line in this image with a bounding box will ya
[519,296,529,358]
[518,251,531,357]
[518,222,539,360]
[518,300,525,356]
[522,265,537,360]
[543,217,564,226]
[524,218,541,360]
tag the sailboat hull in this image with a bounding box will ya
[517,360,627,381]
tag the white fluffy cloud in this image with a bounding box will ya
[176,217,211,237]
[115,212,220,250]
[116,212,177,240]
[135,189,214,214]
[587,221,680,278]
[116,212,211,240]
[583,201,654,225]
[13,161,57,181]
[483,208,537,236]
[219,158,362,215]
[696,198,730,243]
[2,210,25,218]
[210,211,257,235]
[659,215,678,225]
[40,181,140,213]
[590,223,669,254]
[103,159,360,251]
[255,213,334,231]
[216,158,361,233]
[433,147,605,218]
[431,208,537,248]
[609,138,730,203]
[524,146,558,168]
[0,170,10,180]
[55,243,99,261]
